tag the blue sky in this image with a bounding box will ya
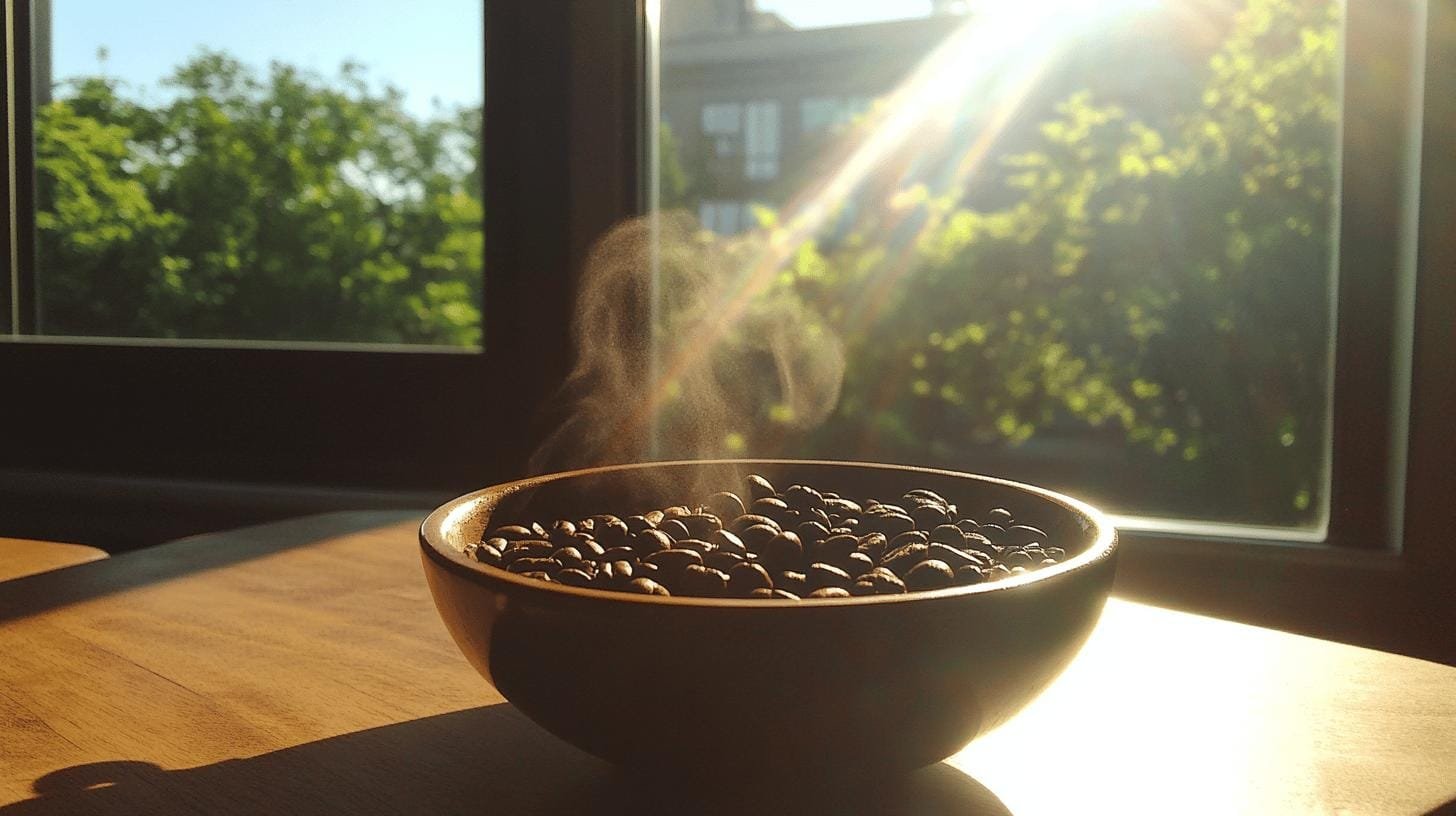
[51,1,929,117]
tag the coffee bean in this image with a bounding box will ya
[1045,547,1067,560]
[905,559,956,591]
[1003,550,1034,568]
[471,544,502,566]
[644,509,666,525]
[682,513,723,538]
[930,524,966,546]
[600,560,634,587]
[729,514,780,534]
[824,497,863,516]
[595,520,631,549]
[708,529,748,557]
[761,531,805,573]
[748,587,779,599]
[841,551,876,578]
[768,589,800,600]
[883,542,930,575]
[955,519,980,533]
[955,565,987,585]
[855,532,888,562]
[738,523,781,553]
[808,587,851,599]
[987,564,1012,580]
[728,562,774,596]
[888,530,929,552]
[674,539,715,556]
[795,521,831,547]
[703,550,745,573]
[705,491,747,522]
[552,546,587,571]
[1010,566,1028,575]
[1006,525,1049,548]
[659,519,691,541]
[520,570,553,582]
[910,503,950,530]
[501,541,555,565]
[783,484,827,512]
[557,568,594,587]
[744,474,777,502]
[985,507,1015,526]
[777,570,808,596]
[626,577,670,596]
[963,533,997,555]
[631,529,673,558]
[624,515,655,534]
[598,546,637,563]
[815,533,859,563]
[926,543,981,570]
[663,505,692,519]
[507,557,559,574]
[681,564,730,597]
[493,525,536,541]
[806,562,853,591]
[903,488,950,507]
[866,512,915,539]
[645,548,704,575]
[850,581,877,596]
[750,497,791,521]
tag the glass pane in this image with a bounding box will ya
[653,0,1339,528]
[32,0,484,346]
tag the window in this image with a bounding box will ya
[21,0,484,347]
[653,0,1426,543]
[701,102,743,158]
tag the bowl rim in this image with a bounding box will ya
[419,458,1117,608]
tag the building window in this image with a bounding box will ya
[698,199,752,234]
[743,100,780,180]
[800,95,870,135]
[701,102,743,158]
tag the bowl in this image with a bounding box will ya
[419,459,1117,780]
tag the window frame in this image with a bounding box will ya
[1,0,1450,658]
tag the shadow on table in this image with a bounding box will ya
[0,511,422,625]
[1,705,1014,816]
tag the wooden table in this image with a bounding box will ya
[0,538,107,583]
[1,512,1453,816]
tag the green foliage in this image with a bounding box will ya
[763,0,1340,524]
[36,52,483,345]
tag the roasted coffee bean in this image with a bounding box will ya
[557,568,594,587]
[837,517,860,532]
[507,557,559,574]
[888,530,928,552]
[675,539,715,556]
[1006,525,1049,548]
[1010,566,1028,575]
[663,505,692,519]
[865,512,915,539]
[501,541,555,565]
[708,529,748,557]
[624,514,656,534]
[905,559,956,591]
[470,544,502,566]
[595,520,631,549]
[841,551,876,578]
[806,562,853,591]
[705,491,747,522]
[703,550,745,573]
[883,542,930,575]
[926,543,981,570]
[574,519,597,535]
[910,503,950,530]
[760,531,805,573]
[644,510,666,525]
[645,548,704,575]
[963,533,996,555]
[904,488,950,507]
[930,524,966,546]
[955,518,980,533]
[681,564,731,597]
[855,532,888,562]
[815,533,859,563]
[600,559,634,587]
[795,521,831,547]
[824,497,863,516]
[598,546,637,564]
[744,474,777,502]
[850,580,878,596]
[727,562,774,596]
[529,522,549,537]
[550,519,577,538]
[520,570,553,582]
[493,525,536,541]
[739,523,781,553]
[1022,547,1046,562]
[682,513,723,538]
[777,570,808,596]
[482,536,509,551]
[751,497,791,519]
[659,519,691,541]
[987,564,1012,580]
[975,523,1006,542]
[985,507,1015,525]
[627,577,670,596]
[748,587,779,599]
[579,538,607,559]
[1045,547,1067,560]
[955,565,987,585]
[1040,558,1059,567]
[808,587,851,599]
[851,567,901,595]
[783,484,827,512]
[552,546,587,571]
[729,513,780,534]
[1003,550,1034,568]
[632,529,674,557]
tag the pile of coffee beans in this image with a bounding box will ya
[465,474,1066,599]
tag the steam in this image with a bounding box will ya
[529,211,845,475]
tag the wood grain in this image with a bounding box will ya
[0,512,1452,815]
[0,539,107,583]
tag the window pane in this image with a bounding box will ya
[31,0,484,346]
[655,0,1340,529]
